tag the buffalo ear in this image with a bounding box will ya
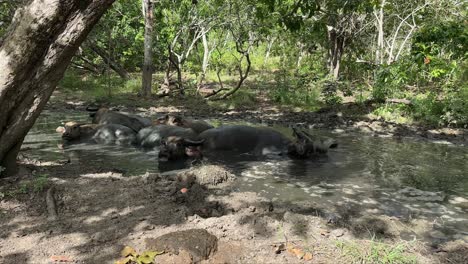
[56,126,65,134]
[182,138,205,146]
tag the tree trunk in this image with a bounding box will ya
[141,0,154,97]
[263,36,275,69]
[176,60,183,94]
[0,0,115,177]
[374,0,385,65]
[326,25,344,79]
[198,29,209,87]
[87,42,129,79]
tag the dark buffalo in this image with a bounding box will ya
[137,125,199,148]
[154,114,213,134]
[92,108,151,132]
[57,121,136,147]
[137,125,202,161]
[157,125,337,161]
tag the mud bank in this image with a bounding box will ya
[1,162,466,263]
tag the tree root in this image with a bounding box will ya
[46,186,58,221]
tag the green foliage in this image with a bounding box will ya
[269,70,322,110]
[412,21,467,61]
[442,83,468,126]
[86,0,145,71]
[48,0,466,127]
[321,79,344,106]
[372,104,411,124]
[0,1,17,38]
[412,93,444,125]
[373,59,414,102]
[59,71,144,100]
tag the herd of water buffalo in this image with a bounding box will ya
[55,108,338,163]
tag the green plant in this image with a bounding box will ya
[5,174,49,197]
[321,79,343,106]
[336,240,418,264]
[269,70,322,110]
[32,174,49,192]
[412,93,444,125]
[116,246,163,264]
[372,60,412,102]
[372,104,411,124]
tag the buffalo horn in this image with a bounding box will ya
[182,138,205,146]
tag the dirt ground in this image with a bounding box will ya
[0,95,467,263]
[1,160,467,264]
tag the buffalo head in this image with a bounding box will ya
[60,122,83,140]
[59,122,96,141]
[287,128,338,159]
[153,114,184,127]
[158,136,204,162]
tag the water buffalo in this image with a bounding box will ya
[154,114,213,134]
[92,108,151,132]
[57,121,137,147]
[157,125,337,161]
[137,125,199,149]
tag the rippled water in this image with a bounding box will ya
[23,110,468,241]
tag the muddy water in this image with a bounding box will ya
[23,110,468,241]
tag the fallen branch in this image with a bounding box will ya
[385,98,412,105]
[46,187,58,221]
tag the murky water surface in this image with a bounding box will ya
[24,110,468,240]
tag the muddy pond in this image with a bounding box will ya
[22,110,468,242]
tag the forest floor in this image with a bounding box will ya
[0,91,467,263]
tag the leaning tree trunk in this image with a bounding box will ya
[0,0,115,177]
[141,0,154,97]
